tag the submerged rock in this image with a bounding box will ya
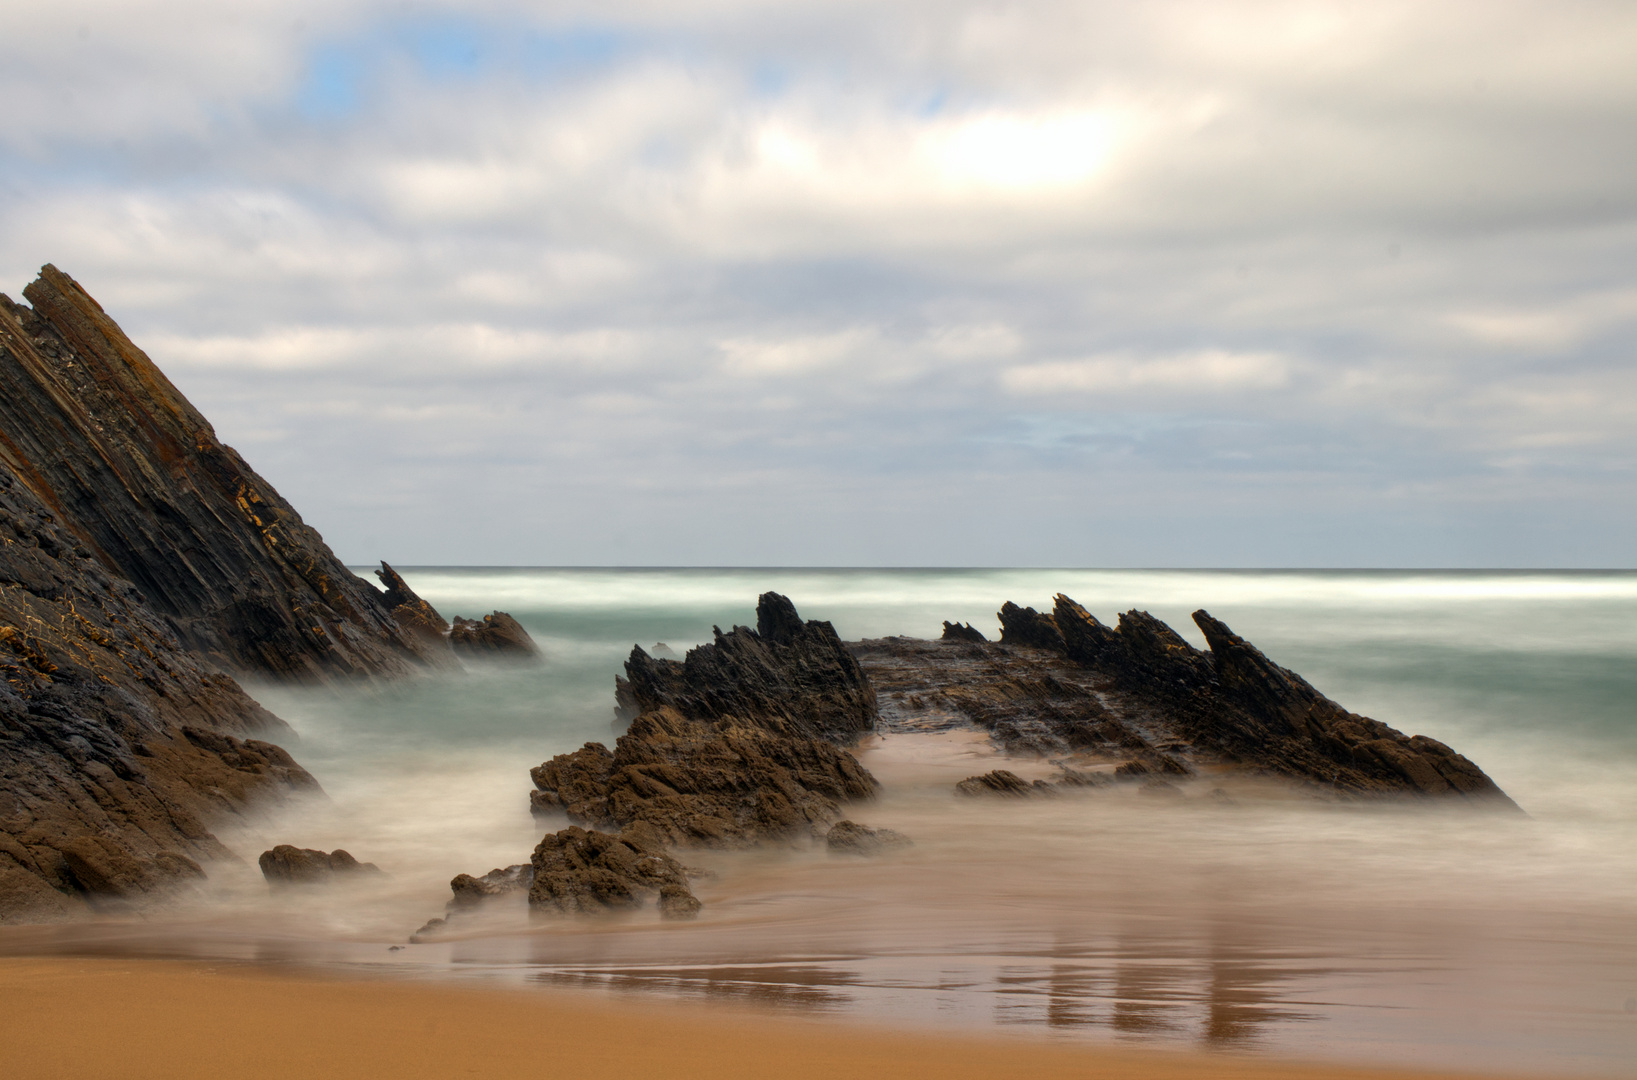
[259,845,382,886]
[954,769,1034,797]
[825,820,913,855]
[449,612,540,658]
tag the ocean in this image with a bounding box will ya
[23,569,1637,1075]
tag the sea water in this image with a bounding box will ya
[15,570,1637,1075]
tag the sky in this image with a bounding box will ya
[1,1,1633,567]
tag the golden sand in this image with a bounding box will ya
[0,956,1526,1080]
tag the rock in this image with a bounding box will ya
[448,864,533,909]
[530,706,877,846]
[997,602,1065,651]
[857,594,1518,808]
[825,820,913,855]
[258,845,382,886]
[376,563,449,647]
[449,612,540,658]
[619,592,877,742]
[0,266,454,681]
[955,769,1033,797]
[59,835,204,899]
[528,823,699,919]
[941,621,988,643]
[0,463,320,923]
[650,643,678,658]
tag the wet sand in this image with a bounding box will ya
[0,956,1530,1080]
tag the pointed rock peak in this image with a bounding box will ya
[756,591,805,645]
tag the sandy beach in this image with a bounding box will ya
[0,956,1537,1080]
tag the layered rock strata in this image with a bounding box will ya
[0,266,453,681]
[856,594,1517,807]
[449,612,540,658]
[0,466,319,921]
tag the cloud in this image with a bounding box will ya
[1,0,1634,566]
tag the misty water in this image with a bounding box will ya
[17,569,1637,1076]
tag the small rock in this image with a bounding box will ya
[449,612,540,658]
[258,845,382,886]
[954,769,1033,797]
[941,621,988,643]
[826,820,914,855]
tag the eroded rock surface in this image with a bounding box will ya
[857,594,1518,808]
[0,466,319,921]
[530,823,700,919]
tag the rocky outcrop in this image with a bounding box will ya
[825,820,912,855]
[617,592,876,741]
[954,769,1037,797]
[0,266,453,681]
[449,612,539,658]
[529,823,700,919]
[857,594,1518,808]
[447,594,882,925]
[0,465,319,921]
[941,621,988,643]
[258,845,381,885]
[530,705,877,846]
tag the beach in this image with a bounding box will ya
[0,956,1526,1080]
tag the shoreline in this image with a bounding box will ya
[0,955,1538,1080]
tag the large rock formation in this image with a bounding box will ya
[856,594,1518,808]
[432,594,881,922]
[0,266,452,681]
[0,466,319,921]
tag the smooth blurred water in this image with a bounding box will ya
[11,569,1637,1076]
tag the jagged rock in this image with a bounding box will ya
[449,612,539,658]
[858,594,1518,808]
[941,621,988,643]
[0,266,454,681]
[619,592,877,741]
[376,563,449,647]
[955,769,1033,797]
[531,594,878,851]
[825,820,913,855]
[0,465,320,923]
[258,845,382,885]
[529,823,699,919]
[650,643,678,658]
[997,602,1065,651]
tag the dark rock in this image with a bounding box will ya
[997,602,1065,651]
[941,621,988,643]
[856,594,1518,808]
[528,823,699,919]
[449,612,540,658]
[258,845,382,886]
[955,769,1033,797]
[825,820,913,855]
[0,266,454,681]
[531,706,877,847]
[448,864,532,909]
[0,463,320,923]
[376,562,449,648]
[619,592,877,741]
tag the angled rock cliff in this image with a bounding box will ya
[0,266,450,680]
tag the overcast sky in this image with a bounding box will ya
[2,1,1633,566]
